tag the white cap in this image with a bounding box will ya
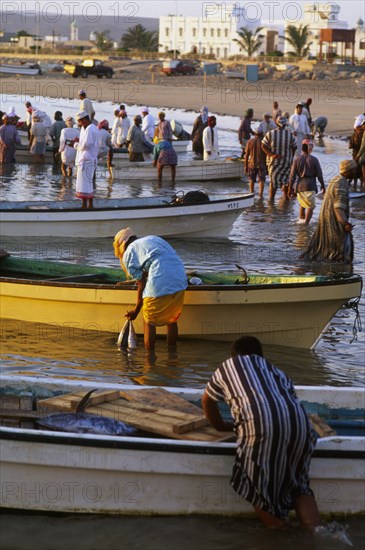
[76,110,89,121]
[141,106,148,113]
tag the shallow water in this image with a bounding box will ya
[0,100,364,547]
[1,124,364,388]
[0,513,364,550]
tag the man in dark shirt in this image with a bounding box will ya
[238,108,254,159]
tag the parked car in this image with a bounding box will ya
[64,59,114,79]
[160,60,197,76]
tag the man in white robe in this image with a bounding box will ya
[73,110,99,208]
[79,90,95,120]
[141,107,155,143]
[289,104,311,154]
[202,116,220,160]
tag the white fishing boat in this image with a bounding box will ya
[13,146,242,181]
[0,376,363,516]
[110,158,243,181]
[0,64,41,76]
[17,134,190,153]
[0,192,253,238]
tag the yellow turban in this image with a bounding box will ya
[339,159,356,174]
[113,227,135,259]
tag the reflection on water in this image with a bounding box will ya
[0,317,363,387]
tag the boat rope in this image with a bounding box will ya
[343,297,362,343]
[235,264,250,284]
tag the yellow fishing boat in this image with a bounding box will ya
[0,256,361,349]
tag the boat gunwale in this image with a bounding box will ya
[0,273,362,292]
[0,193,254,214]
[1,428,363,460]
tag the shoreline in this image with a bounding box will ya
[1,74,363,138]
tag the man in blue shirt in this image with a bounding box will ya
[114,228,187,351]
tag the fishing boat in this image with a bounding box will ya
[0,255,361,349]
[0,64,41,76]
[0,375,363,516]
[0,192,254,238]
[13,146,243,181]
[109,157,243,181]
[17,134,190,153]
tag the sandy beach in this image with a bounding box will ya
[1,67,364,137]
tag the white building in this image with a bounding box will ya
[159,4,260,59]
[44,35,68,43]
[284,3,349,57]
[70,20,79,42]
[355,19,365,61]
[159,2,364,61]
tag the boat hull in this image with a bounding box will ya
[0,194,253,238]
[13,148,243,181]
[0,262,361,348]
[1,378,364,516]
[110,158,243,181]
[0,65,40,75]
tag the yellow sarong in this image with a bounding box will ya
[143,291,185,326]
[297,191,316,209]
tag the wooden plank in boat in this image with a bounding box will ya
[37,390,120,412]
[119,388,202,415]
[37,391,230,441]
[87,401,230,442]
[308,414,336,437]
[0,394,34,428]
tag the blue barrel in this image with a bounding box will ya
[245,65,258,82]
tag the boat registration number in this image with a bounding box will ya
[227,202,239,209]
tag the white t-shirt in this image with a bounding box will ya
[59,127,80,165]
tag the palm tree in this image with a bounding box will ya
[93,30,113,52]
[121,24,159,52]
[285,25,313,57]
[233,26,264,57]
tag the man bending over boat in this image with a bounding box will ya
[113,228,187,352]
[202,336,321,530]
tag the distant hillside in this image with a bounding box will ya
[0,12,158,41]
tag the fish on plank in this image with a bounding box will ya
[37,390,137,436]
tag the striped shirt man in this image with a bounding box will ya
[262,126,297,189]
[205,353,317,520]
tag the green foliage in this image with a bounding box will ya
[233,27,264,57]
[267,50,284,57]
[93,30,114,52]
[16,30,31,37]
[121,24,159,52]
[285,25,313,57]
